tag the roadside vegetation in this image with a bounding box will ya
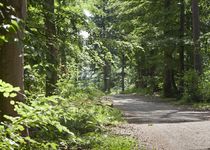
[0,79,137,149]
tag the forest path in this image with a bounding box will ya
[111,94,210,150]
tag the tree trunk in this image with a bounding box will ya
[121,51,126,92]
[179,0,185,94]
[192,0,202,74]
[43,0,58,96]
[163,0,174,97]
[135,50,147,89]
[0,0,26,121]
[57,0,68,74]
[103,60,111,93]
[185,8,194,70]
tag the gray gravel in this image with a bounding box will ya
[111,94,210,150]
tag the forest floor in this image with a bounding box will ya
[111,94,210,150]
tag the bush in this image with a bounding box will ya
[182,69,210,102]
[182,70,201,102]
[200,70,210,102]
[0,80,128,149]
[56,78,104,101]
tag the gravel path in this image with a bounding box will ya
[111,94,210,150]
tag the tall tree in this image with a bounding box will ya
[192,0,202,74]
[179,0,185,94]
[43,0,58,96]
[0,0,27,121]
[121,51,126,92]
[163,0,174,97]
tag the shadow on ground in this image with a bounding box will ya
[111,95,210,124]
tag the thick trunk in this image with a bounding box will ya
[163,60,173,97]
[163,0,174,97]
[0,0,26,121]
[43,0,58,96]
[192,0,202,74]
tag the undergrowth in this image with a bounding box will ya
[0,79,136,149]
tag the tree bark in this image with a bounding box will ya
[0,0,26,121]
[121,51,126,92]
[192,0,202,74]
[103,60,111,93]
[135,50,147,89]
[43,0,58,96]
[57,1,67,74]
[179,0,185,94]
[163,0,174,97]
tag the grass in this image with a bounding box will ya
[92,134,138,150]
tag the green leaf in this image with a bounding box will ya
[17,125,24,131]
[11,20,19,30]
[0,36,8,42]
[3,92,9,98]
[0,87,4,92]
[10,93,17,98]
[13,87,20,92]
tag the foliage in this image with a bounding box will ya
[0,2,20,45]
[0,80,20,98]
[0,80,125,149]
[182,69,210,102]
[56,76,104,101]
[192,103,210,111]
[182,70,201,102]
[200,70,210,102]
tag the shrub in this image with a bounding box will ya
[200,70,210,102]
[182,70,201,102]
[182,69,210,102]
[0,80,127,149]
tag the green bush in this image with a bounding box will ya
[0,80,129,149]
[56,77,104,101]
[182,70,210,102]
[182,70,201,102]
[200,70,210,102]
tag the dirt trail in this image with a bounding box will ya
[111,94,210,150]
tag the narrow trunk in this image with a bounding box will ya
[0,0,26,121]
[43,0,58,96]
[58,2,67,74]
[103,61,111,93]
[101,1,111,93]
[135,59,141,89]
[121,51,125,92]
[179,0,185,94]
[135,51,146,89]
[60,46,67,74]
[192,0,202,74]
[185,10,194,70]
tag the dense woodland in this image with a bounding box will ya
[0,0,209,149]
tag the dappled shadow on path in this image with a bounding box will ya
[111,95,210,124]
